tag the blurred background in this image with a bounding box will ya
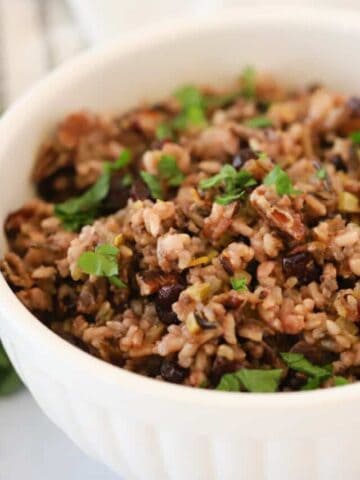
[1,0,360,107]
[0,0,359,479]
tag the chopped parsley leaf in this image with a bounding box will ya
[281,352,331,378]
[200,165,256,205]
[0,342,22,396]
[156,123,174,141]
[244,116,272,128]
[280,352,345,391]
[55,149,132,231]
[158,154,185,187]
[350,130,360,144]
[263,165,301,196]
[140,171,163,200]
[241,66,256,99]
[316,167,327,180]
[217,368,282,393]
[78,244,126,288]
[333,376,349,387]
[230,277,248,292]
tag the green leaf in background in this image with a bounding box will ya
[0,343,22,396]
[0,369,22,396]
[217,368,282,393]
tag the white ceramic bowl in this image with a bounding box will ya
[1,7,360,480]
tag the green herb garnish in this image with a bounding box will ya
[333,376,349,387]
[111,149,132,170]
[55,149,132,231]
[0,342,22,396]
[263,164,301,196]
[205,91,241,109]
[217,368,282,393]
[256,151,268,160]
[241,66,256,99]
[173,85,208,130]
[200,165,256,205]
[175,85,205,109]
[350,130,360,144]
[280,352,346,391]
[230,277,248,292]
[244,116,272,128]
[140,171,163,200]
[156,123,174,141]
[172,105,207,130]
[281,352,331,379]
[121,172,133,187]
[158,154,185,187]
[316,167,327,180]
[78,243,126,288]
[139,154,184,200]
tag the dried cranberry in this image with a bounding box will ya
[155,284,184,325]
[247,259,260,289]
[319,136,333,149]
[160,359,188,383]
[337,275,357,290]
[232,148,255,170]
[209,357,240,387]
[330,154,347,172]
[282,252,321,286]
[144,355,163,377]
[130,178,151,200]
[37,167,77,202]
[256,100,269,113]
[282,371,307,391]
[347,96,360,117]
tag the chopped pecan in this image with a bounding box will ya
[0,252,33,289]
[136,270,182,296]
[250,185,306,241]
[17,287,52,312]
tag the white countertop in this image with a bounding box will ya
[0,390,120,480]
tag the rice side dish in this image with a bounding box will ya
[2,69,360,392]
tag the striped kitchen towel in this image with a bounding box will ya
[0,0,86,108]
